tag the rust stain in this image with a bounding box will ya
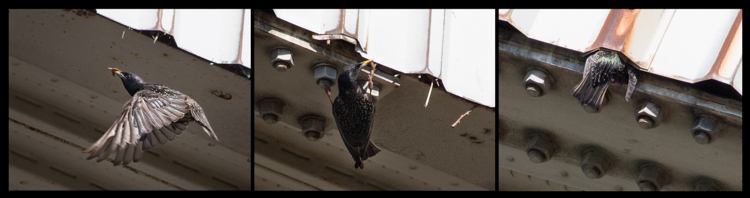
[711,9,743,81]
[590,9,637,52]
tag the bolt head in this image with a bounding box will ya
[270,48,294,71]
[525,84,542,97]
[274,62,288,72]
[582,164,602,179]
[693,131,711,144]
[259,99,284,125]
[523,70,551,97]
[638,181,658,191]
[637,116,654,129]
[694,179,721,191]
[313,64,338,88]
[262,114,278,124]
[304,131,322,141]
[636,163,669,191]
[636,101,662,129]
[527,149,547,163]
[691,116,717,144]
[299,115,325,141]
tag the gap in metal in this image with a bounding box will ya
[280,147,311,161]
[49,166,77,179]
[89,182,108,190]
[172,160,200,173]
[211,176,240,189]
[9,150,38,164]
[14,95,42,108]
[324,165,354,179]
[53,111,82,125]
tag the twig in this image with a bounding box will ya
[368,61,377,98]
[451,105,478,128]
[424,80,434,108]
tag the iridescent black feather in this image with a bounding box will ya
[332,60,380,169]
[572,50,638,108]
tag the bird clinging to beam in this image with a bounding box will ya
[571,49,638,108]
[332,60,380,169]
[84,68,219,166]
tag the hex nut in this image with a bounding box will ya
[299,115,325,141]
[523,69,552,97]
[580,148,612,179]
[692,115,718,144]
[635,101,662,129]
[694,179,721,191]
[259,98,284,124]
[636,163,669,191]
[525,133,557,163]
[270,48,294,72]
[313,63,338,89]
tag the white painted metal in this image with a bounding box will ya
[273,9,495,107]
[499,9,743,95]
[97,9,251,68]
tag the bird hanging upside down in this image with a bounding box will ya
[84,68,219,166]
[332,60,380,169]
[571,49,638,108]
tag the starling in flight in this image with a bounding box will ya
[84,68,219,166]
[571,49,638,108]
[332,60,380,169]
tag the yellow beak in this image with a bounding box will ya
[361,60,373,65]
[108,67,121,76]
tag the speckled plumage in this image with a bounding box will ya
[84,68,218,166]
[571,50,638,108]
[332,60,380,169]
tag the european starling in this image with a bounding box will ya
[332,60,380,169]
[571,49,638,108]
[84,68,219,166]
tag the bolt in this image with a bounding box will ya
[313,63,338,89]
[270,48,294,72]
[636,163,669,191]
[299,115,325,141]
[635,101,662,129]
[258,98,284,124]
[694,179,721,191]
[692,115,718,144]
[580,148,611,179]
[523,69,552,97]
[525,133,557,163]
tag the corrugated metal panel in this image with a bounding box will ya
[499,9,742,95]
[97,9,251,68]
[274,9,495,108]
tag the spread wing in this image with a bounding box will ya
[83,89,190,166]
[186,97,219,141]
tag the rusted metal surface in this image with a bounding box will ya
[499,9,743,95]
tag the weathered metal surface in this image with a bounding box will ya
[97,9,251,68]
[9,9,251,190]
[499,9,743,95]
[254,10,495,190]
[497,20,741,191]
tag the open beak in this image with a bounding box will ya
[108,67,122,77]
